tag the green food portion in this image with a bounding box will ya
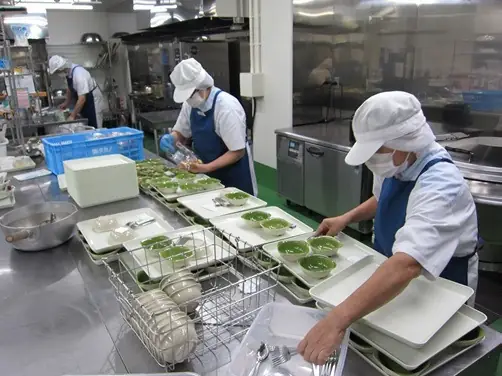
[261,218,290,230]
[140,235,170,247]
[156,181,178,189]
[225,192,249,200]
[299,255,336,271]
[179,182,203,192]
[197,178,220,186]
[241,211,271,222]
[309,236,343,251]
[159,246,194,262]
[278,240,309,255]
[175,172,196,180]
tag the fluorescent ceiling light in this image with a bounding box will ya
[25,4,93,12]
[297,11,334,18]
[151,5,177,13]
[4,15,48,26]
[133,4,153,10]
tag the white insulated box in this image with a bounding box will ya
[64,154,139,208]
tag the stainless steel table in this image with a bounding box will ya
[0,154,500,376]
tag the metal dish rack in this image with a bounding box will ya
[103,227,279,373]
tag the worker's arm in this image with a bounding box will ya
[205,149,245,172]
[70,94,86,119]
[59,88,72,110]
[298,252,422,364]
[171,130,187,145]
[344,196,378,223]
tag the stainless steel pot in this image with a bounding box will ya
[0,202,78,251]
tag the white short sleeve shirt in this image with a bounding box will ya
[69,64,97,96]
[173,87,247,151]
[372,143,478,278]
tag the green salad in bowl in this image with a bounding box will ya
[308,236,343,256]
[241,211,271,228]
[159,246,194,267]
[224,191,250,206]
[155,181,179,194]
[260,218,291,236]
[298,254,336,279]
[175,172,196,183]
[140,235,171,248]
[179,182,204,193]
[277,240,310,262]
[197,178,221,190]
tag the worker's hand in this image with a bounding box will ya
[68,114,76,121]
[160,134,176,154]
[297,311,348,365]
[316,215,350,236]
[59,102,68,110]
[188,162,211,174]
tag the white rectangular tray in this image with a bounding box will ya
[177,187,267,220]
[210,207,314,250]
[263,232,372,288]
[0,156,36,173]
[151,174,223,202]
[123,225,236,280]
[77,208,174,254]
[310,256,474,348]
[351,305,487,370]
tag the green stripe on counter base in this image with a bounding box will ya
[254,162,278,191]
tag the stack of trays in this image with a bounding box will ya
[311,245,487,376]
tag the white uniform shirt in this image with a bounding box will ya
[173,87,258,195]
[372,143,478,293]
[68,64,106,128]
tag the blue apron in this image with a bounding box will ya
[374,158,476,286]
[67,65,98,128]
[190,89,254,195]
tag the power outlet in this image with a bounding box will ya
[240,72,265,97]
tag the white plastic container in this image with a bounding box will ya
[64,154,139,208]
[228,303,349,376]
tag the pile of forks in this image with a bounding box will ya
[249,343,338,376]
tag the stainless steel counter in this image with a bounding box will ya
[0,154,500,376]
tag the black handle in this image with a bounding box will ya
[307,147,324,158]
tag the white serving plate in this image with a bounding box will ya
[310,256,474,348]
[350,305,487,370]
[77,208,174,254]
[0,156,36,173]
[123,225,236,280]
[177,188,267,220]
[152,180,224,202]
[210,207,314,250]
[262,232,372,287]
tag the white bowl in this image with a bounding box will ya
[157,317,198,364]
[164,278,200,297]
[170,285,203,313]
[160,274,196,291]
[163,270,196,285]
[260,218,291,237]
[135,289,167,305]
[93,215,118,233]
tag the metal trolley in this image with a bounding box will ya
[103,227,279,374]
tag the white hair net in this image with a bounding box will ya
[384,123,436,152]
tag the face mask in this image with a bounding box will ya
[365,151,409,178]
[187,92,205,108]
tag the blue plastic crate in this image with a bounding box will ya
[462,90,502,112]
[42,127,145,175]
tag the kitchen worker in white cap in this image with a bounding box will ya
[298,91,479,365]
[48,55,106,128]
[160,58,257,195]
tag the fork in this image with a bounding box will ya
[270,346,296,368]
[321,352,339,376]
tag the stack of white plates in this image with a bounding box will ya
[132,289,198,364]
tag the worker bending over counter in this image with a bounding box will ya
[298,91,479,365]
[48,55,106,128]
[160,58,257,196]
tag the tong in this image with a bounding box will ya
[126,217,156,229]
[213,197,230,207]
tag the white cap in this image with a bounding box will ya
[345,91,430,166]
[48,55,68,75]
[170,58,214,103]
